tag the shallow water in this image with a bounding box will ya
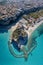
[0,23,43,65]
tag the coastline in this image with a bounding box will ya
[0,0,43,61]
[25,20,43,38]
[8,14,43,59]
[9,17,43,47]
[9,18,43,41]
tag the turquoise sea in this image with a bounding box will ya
[0,23,43,65]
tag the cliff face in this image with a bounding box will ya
[0,0,43,26]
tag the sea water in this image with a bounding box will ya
[0,23,43,65]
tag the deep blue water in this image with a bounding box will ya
[0,24,43,65]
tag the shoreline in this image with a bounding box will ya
[9,17,43,44]
[8,17,43,59]
[9,18,43,40]
[25,20,43,38]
